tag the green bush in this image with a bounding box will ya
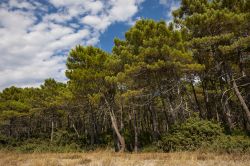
[208,135,250,153]
[4,135,83,153]
[0,134,10,146]
[0,134,19,148]
[98,132,113,146]
[15,143,38,152]
[53,130,86,148]
[161,116,223,152]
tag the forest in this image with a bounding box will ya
[0,0,250,153]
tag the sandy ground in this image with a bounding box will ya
[0,151,249,166]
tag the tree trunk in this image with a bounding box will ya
[67,114,70,129]
[201,80,210,119]
[168,97,176,124]
[148,104,159,141]
[191,81,202,117]
[112,129,120,152]
[133,107,138,152]
[89,111,96,145]
[232,79,250,129]
[222,99,233,132]
[110,111,126,152]
[104,97,126,152]
[72,123,80,138]
[9,118,13,137]
[50,120,54,142]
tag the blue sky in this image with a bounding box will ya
[0,0,180,90]
[99,0,180,52]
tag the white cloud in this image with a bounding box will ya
[159,0,169,5]
[159,0,180,20]
[82,15,111,32]
[109,0,138,21]
[0,0,144,90]
[9,0,36,10]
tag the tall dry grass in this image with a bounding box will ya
[0,150,249,166]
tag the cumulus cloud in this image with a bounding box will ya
[0,0,144,90]
[159,0,180,20]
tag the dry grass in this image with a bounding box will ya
[0,150,249,166]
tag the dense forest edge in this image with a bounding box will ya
[0,0,250,153]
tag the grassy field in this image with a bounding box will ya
[0,151,249,166]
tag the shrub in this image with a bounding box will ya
[0,134,10,146]
[15,143,35,152]
[98,132,113,147]
[208,135,250,153]
[161,116,223,152]
[0,134,19,148]
[53,130,86,148]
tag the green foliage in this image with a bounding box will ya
[0,134,17,148]
[0,137,82,153]
[161,116,223,152]
[98,132,113,146]
[53,130,87,148]
[66,46,111,97]
[208,135,250,153]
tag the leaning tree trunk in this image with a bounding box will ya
[105,97,126,152]
[72,123,80,138]
[109,111,126,152]
[232,79,250,130]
